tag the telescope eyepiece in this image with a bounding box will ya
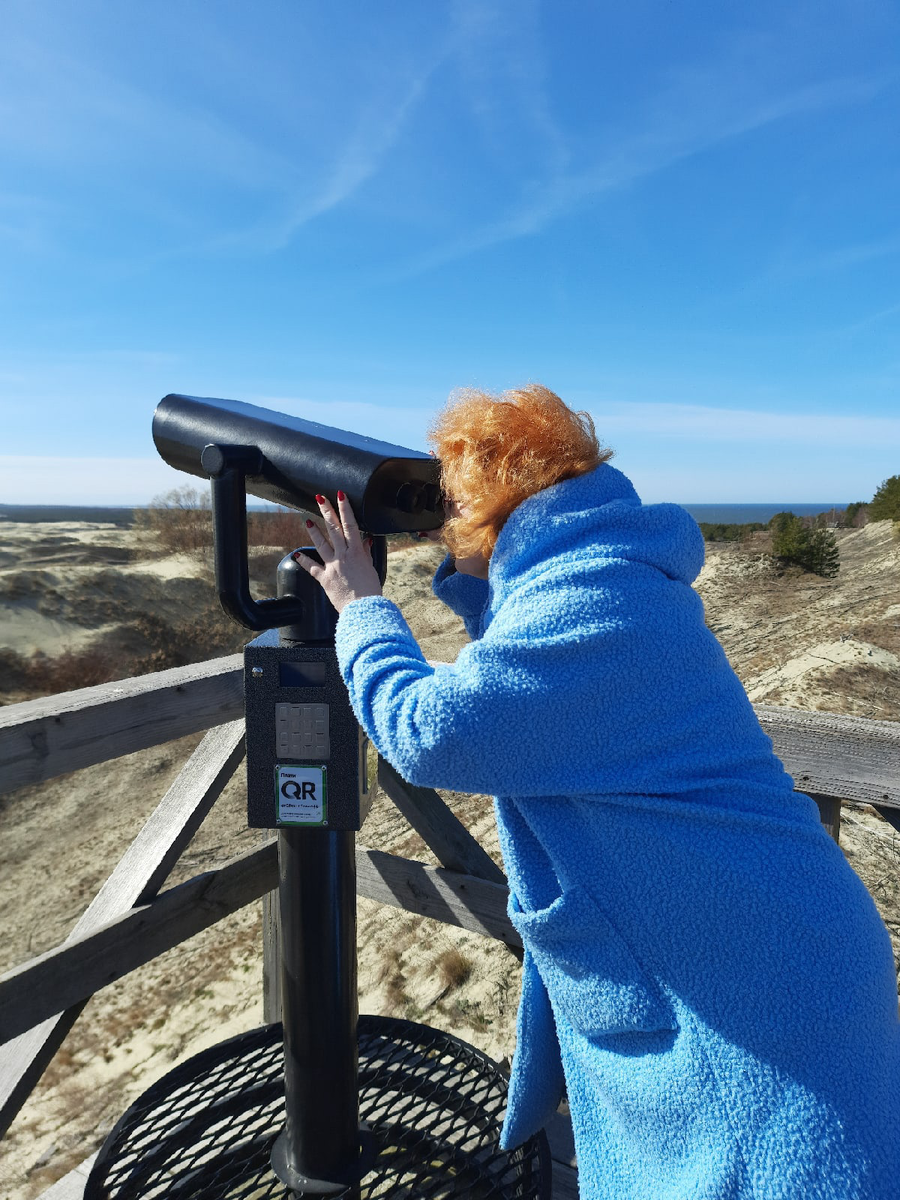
[395,482,424,515]
[395,481,444,515]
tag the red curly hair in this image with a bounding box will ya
[427,383,612,561]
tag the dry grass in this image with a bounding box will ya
[435,947,473,991]
[377,947,410,1013]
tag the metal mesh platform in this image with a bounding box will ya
[85,1015,551,1199]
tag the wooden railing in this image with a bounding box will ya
[1,657,898,1198]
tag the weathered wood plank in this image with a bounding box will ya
[0,655,243,793]
[551,1161,580,1199]
[377,757,506,883]
[0,844,517,1045]
[757,705,900,809]
[0,722,245,1136]
[0,841,279,1044]
[810,794,841,843]
[262,889,282,1025]
[2,652,895,809]
[355,847,518,948]
[545,1106,577,1169]
[376,758,522,963]
[36,1153,97,1200]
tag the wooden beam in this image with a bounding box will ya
[0,840,278,1045]
[377,758,506,883]
[355,847,518,948]
[376,758,522,962]
[810,794,841,843]
[35,1154,97,1200]
[873,805,900,834]
[1,652,895,810]
[0,721,245,1137]
[757,705,900,810]
[0,656,243,792]
[0,844,518,1046]
[261,889,281,1025]
[551,1161,580,1198]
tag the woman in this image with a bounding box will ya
[295,384,900,1200]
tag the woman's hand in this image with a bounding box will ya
[293,491,383,614]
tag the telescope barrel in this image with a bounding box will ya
[153,393,443,534]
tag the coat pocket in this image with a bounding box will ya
[508,886,676,1040]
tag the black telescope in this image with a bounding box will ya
[152,394,443,632]
[153,393,444,534]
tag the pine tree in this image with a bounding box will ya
[804,528,840,578]
[869,475,900,522]
[770,513,840,577]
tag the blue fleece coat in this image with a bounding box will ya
[335,463,900,1200]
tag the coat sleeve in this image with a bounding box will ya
[334,592,554,794]
[431,554,489,641]
[336,551,785,803]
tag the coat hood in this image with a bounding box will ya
[488,463,705,608]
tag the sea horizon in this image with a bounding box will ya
[680,503,851,525]
[1,501,855,526]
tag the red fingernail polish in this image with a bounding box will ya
[337,489,346,500]
[316,494,325,503]
[306,519,314,527]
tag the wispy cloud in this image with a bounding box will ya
[219,51,451,253]
[451,0,570,177]
[388,57,889,281]
[834,300,900,336]
[251,395,435,450]
[0,12,450,256]
[750,233,900,293]
[252,392,900,452]
[590,400,900,448]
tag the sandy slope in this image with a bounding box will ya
[1,522,898,1196]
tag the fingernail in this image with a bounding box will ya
[337,489,346,501]
[306,519,314,527]
[315,494,325,504]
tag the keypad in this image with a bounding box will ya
[275,703,330,760]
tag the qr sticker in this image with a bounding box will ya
[276,765,327,825]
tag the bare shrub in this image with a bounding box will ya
[247,507,310,551]
[436,947,473,991]
[0,645,121,697]
[377,947,409,1012]
[134,487,213,560]
[0,601,247,701]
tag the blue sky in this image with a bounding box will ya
[1,0,898,505]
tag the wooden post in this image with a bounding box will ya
[262,890,282,1024]
[810,794,841,843]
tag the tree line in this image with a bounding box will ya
[698,473,899,579]
[142,474,900,582]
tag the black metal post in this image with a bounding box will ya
[271,827,361,1194]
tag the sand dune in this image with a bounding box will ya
[1,519,898,1197]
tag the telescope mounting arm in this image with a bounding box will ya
[201,442,307,632]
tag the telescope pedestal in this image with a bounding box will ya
[271,826,367,1194]
[83,1017,550,1198]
